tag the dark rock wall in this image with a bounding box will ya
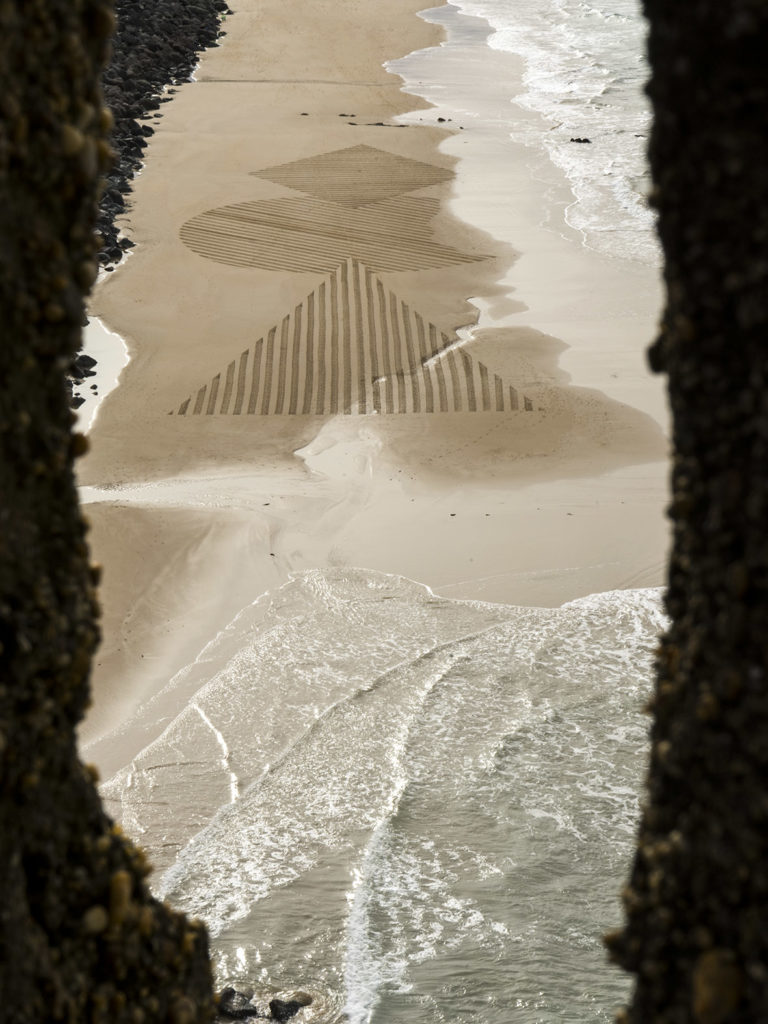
[0,2,214,1020]
[99,0,230,265]
[607,3,768,1022]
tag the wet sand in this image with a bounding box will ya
[78,0,668,771]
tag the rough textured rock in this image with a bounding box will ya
[268,996,312,1022]
[97,0,231,267]
[217,988,262,1020]
[607,3,768,1022]
[214,988,313,1022]
[0,2,215,1020]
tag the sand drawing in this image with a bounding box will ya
[174,145,536,415]
[179,195,481,273]
[249,144,454,206]
[173,260,533,416]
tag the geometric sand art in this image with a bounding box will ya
[249,144,455,207]
[180,146,484,274]
[179,195,482,274]
[175,146,536,416]
[171,259,534,416]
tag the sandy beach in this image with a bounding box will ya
[78,0,668,778]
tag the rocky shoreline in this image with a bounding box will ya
[98,0,231,268]
[70,0,231,406]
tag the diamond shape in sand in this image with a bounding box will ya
[250,144,454,207]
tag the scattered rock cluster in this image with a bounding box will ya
[217,988,313,1022]
[98,0,232,267]
[68,352,98,408]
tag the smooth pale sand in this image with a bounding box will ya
[78,0,668,775]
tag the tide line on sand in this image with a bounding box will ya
[76,316,129,434]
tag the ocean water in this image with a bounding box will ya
[101,570,666,1022]
[464,0,658,264]
[393,0,659,267]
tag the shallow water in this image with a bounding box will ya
[77,316,129,432]
[394,0,659,267]
[102,570,665,1022]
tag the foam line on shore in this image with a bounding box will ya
[77,316,130,433]
[192,702,240,803]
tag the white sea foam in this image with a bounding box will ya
[396,0,660,267]
[102,570,666,1022]
[192,702,240,804]
[458,0,659,264]
[76,316,129,433]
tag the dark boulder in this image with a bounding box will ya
[268,993,313,1021]
[217,987,263,1019]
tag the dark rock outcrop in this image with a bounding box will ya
[215,989,313,1023]
[268,995,312,1022]
[217,987,263,1019]
[607,2,768,1021]
[0,2,215,1020]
